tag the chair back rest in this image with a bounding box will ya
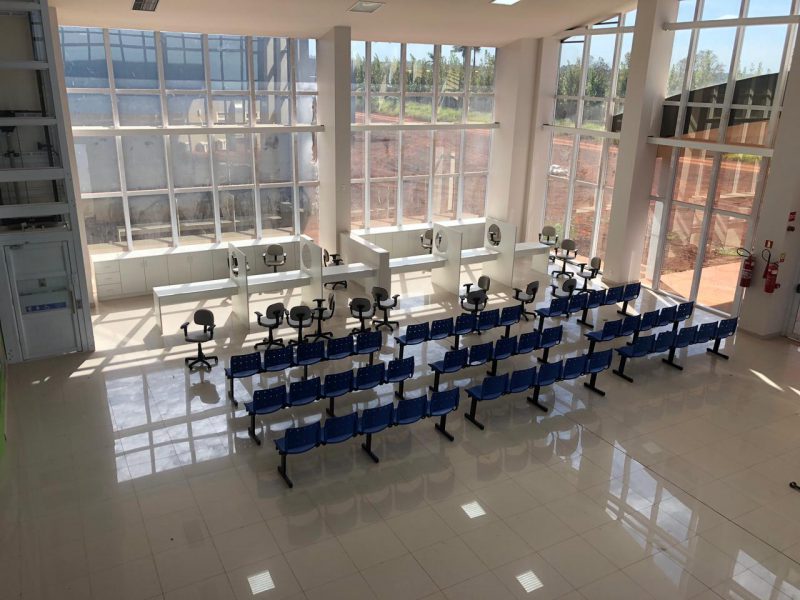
[289,305,312,323]
[587,349,613,372]
[265,346,293,367]
[430,317,453,337]
[356,330,382,351]
[324,413,357,441]
[541,225,557,238]
[395,395,427,422]
[586,288,605,307]
[590,256,602,271]
[676,325,697,347]
[429,389,459,415]
[623,282,641,300]
[654,331,676,352]
[695,321,719,343]
[677,301,694,321]
[602,319,622,338]
[477,275,491,292]
[327,293,336,315]
[406,322,430,343]
[465,289,487,306]
[562,355,588,379]
[568,293,587,312]
[266,244,285,259]
[526,280,540,298]
[550,296,569,314]
[509,367,536,391]
[631,334,655,356]
[541,325,563,346]
[194,309,215,328]
[297,341,324,362]
[517,331,540,353]
[372,286,389,302]
[455,313,476,332]
[327,335,353,357]
[289,377,321,402]
[253,386,287,411]
[444,348,468,371]
[266,302,285,321]
[469,342,493,364]
[323,249,331,265]
[350,297,372,316]
[356,363,386,387]
[562,278,577,295]
[483,373,509,398]
[501,305,521,324]
[718,317,738,338]
[640,310,660,330]
[324,370,353,392]
[361,403,393,433]
[421,229,433,243]
[620,314,641,335]
[496,336,517,357]
[231,352,262,373]
[285,421,321,451]
[657,305,677,326]
[560,239,577,252]
[387,357,414,379]
[538,360,562,385]
[479,308,500,328]
[604,285,624,304]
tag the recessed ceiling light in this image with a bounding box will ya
[349,1,384,13]
[460,501,487,519]
[490,0,521,5]
[248,571,275,594]
[516,570,544,593]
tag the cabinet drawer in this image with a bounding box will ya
[96,271,121,286]
[93,260,120,275]
[96,284,122,299]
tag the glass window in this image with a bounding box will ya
[467,95,494,124]
[701,0,742,20]
[351,183,365,229]
[586,35,615,98]
[734,25,786,106]
[212,133,253,186]
[569,183,597,258]
[129,194,172,249]
[462,174,487,218]
[402,179,428,224]
[697,212,748,313]
[369,131,398,178]
[370,181,397,227]
[555,98,578,127]
[122,135,167,191]
[747,0,793,17]
[296,95,317,125]
[351,132,365,180]
[437,95,463,123]
[402,131,431,176]
[370,95,400,121]
[219,189,256,240]
[581,100,607,128]
[255,94,291,125]
[713,153,760,214]
[371,42,401,93]
[433,130,461,175]
[176,191,216,245]
[161,32,205,90]
[210,95,250,125]
[438,45,466,93]
[296,132,318,182]
[463,130,491,173]
[575,135,602,184]
[558,38,583,96]
[74,137,120,193]
[117,95,162,126]
[658,205,704,299]
[298,185,319,242]
[255,133,293,184]
[254,37,290,91]
[406,43,434,93]
[544,177,569,238]
[167,94,207,126]
[404,95,432,123]
[617,33,633,98]
[170,134,211,188]
[296,39,317,92]
[260,187,294,236]
[470,48,495,93]
[209,35,247,91]
[80,197,126,253]
[690,28,736,93]
[672,147,713,206]
[60,27,108,88]
[432,175,457,222]
[351,41,366,92]
[667,30,692,98]
[109,29,158,89]
[68,94,113,127]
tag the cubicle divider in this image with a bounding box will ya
[229,245,250,333]
[299,239,324,305]
[482,218,518,288]
[340,232,390,293]
[430,224,463,296]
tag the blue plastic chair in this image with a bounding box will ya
[561,355,588,382]
[633,310,660,343]
[385,357,414,398]
[586,319,621,354]
[394,394,427,426]
[288,377,321,407]
[326,335,354,361]
[429,348,468,391]
[275,421,321,488]
[674,301,694,331]
[322,412,358,445]
[395,323,430,359]
[516,331,540,356]
[664,325,697,370]
[619,282,641,315]
[507,367,536,394]
[602,285,624,308]
[652,331,676,354]
[359,403,394,462]
[264,346,293,373]
[293,341,325,378]
[529,360,562,412]
[355,331,382,365]
[465,373,509,430]
[467,342,493,368]
[566,294,588,322]
[577,288,606,327]
[355,363,386,391]
[539,325,563,364]
[488,336,517,376]
[244,386,286,444]
[321,370,354,417]
[452,313,476,350]
[708,317,737,359]
[429,317,454,341]
[225,352,262,405]
[613,334,656,382]
[584,349,613,396]
[477,309,500,334]
[427,388,460,441]
[656,305,677,329]
[535,297,568,333]
[619,314,642,338]
[499,305,522,338]
[694,321,719,345]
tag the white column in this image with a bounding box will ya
[487,38,537,226]
[739,31,800,337]
[603,0,678,284]
[317,26,351,253]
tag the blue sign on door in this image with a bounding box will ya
[25,302,67,313]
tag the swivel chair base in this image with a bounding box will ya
[325,280,348,290]
[373,316,399,332]
[254,335,284,351]
[185,342,218,371]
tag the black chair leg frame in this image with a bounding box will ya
[394,380,406,399]
[538,347,551,364]
[583,372,606,396]
[373,309,399,333]
[527,386,548,412]
[663,346,683,370]
[435,414,454,441]
[254,330,284,351]
[429,372,441,392]
[361,433,380,463]
[277,453,293,488]
[613,356,634,382]
[248,413,262,445]
[464,397,484,430]
[520,302,535,322]
[451,334,462,351]
[577,306,593,328]
[185,342,218,371]
[706,337,730,359]
[618,299,631,316]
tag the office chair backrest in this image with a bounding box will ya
[422,229,433,242]
[560,239,577,252]
[323,249,331,265]
[194,309,215,328]
[289,305,312,322]
[266,244,285,259]
[477,275,491,292]
[466,289,487,305]
[326,292,336,314]
[541,225,557,238]
[562,278,577,294]
[266,302,285,320]
[526,281,540,297]
[372,286,389,302]
[590,257,602,271]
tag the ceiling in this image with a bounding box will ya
[51,0,631,46]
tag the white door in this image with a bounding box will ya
[5,241,81,360]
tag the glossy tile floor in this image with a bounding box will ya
[2,263,800,600]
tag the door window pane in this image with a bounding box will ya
[74,137,120,193]
[129,194,172,249]
[369,131,398,178]
[438,45,466,93]
[211,95,250,125]
[462,174,487,218]
[558,38,583,96]
[256,94,290,125]
[176,191,215,245]
[371,42,401,93]
[60,27,108,88]
[432,175,457,222]
[68,94,113,127]
[659,205,704,300]
[402,180,428,224]
[255,133,293,184]
[212,133,253,185]
[109,29,158,89]
[433,130,461,175]
[117,95,162,126]
[296,132,318,182]
[673,147,713,206]
[167,94,207,126]
[161,33,205,90]
[586,34,615,98]
[122,135,167,191]
[260,187,294,236]
[254,37,290,91]
[220,189,255,240]
[298,186,319,242]
[208,35,247,91]
[402,130,431,176]
[714,153,760,215]
[80,197,126,254]
[470,48,495,93]
[351,41,366,92]
[170,134,211,188]
[697,212,747,313]
[369,181,397,227]
[406,43,434,93]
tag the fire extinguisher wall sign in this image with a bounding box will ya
[764,262,780,293]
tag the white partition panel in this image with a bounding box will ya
[430,224,463,296]
[228,245,250,333]
[340,232,390,293]
[482,218,518,287]
[299,238,324,306]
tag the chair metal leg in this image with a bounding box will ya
[434,414,454,441]
[617,300,630,316]
[248,413,262,445]
[583,372,606,396]
[464,397,484,430]
[451,334,461,351]
[538,346,550,364]
[277,454,293,488]
[228,377,238,407]
[527,386,548,412]
[327,397,336,417]
[395,380,405,399]
[706,338,729,359]
[613,356,634,382]
[577,306,592,328]
[537,314,546,333]
[429,371,441,392]
[663,346,683,370]
[398,344,405,359]
[361,433,380,463]
[587,339,596,355]
[487,359,498,377]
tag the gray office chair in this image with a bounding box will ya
[551,277,578,300]
[420,229,434,254]
[254,302,285,350]
[181,309,218,370]
[552,239,577,277]
[350,297,374,334]
[539,225,559,264]
[460,289,487,318]
[263,244,287,273]
[513,280,540,321]
[310,293,336,342]
[576,257,602,290]
[372,286,400,332]
[323,249,347,290]
[462,275,491,297]
[286,305,313,345]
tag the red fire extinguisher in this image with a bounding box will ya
[764,262,780,293]
[740,254,755,288]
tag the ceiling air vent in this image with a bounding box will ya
[349,1,384,13]
[132,0,159,11]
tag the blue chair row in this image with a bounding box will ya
[274,389,460,487]
[428,326,563,391]
[585,301,694,354]
[463,350,614,429]
[613,317,737,382]
[394,306,523,358]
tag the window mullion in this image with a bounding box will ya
[364,42,372,229]
[397,43,406,226]
[247,37,262,240]
[201,34,222,243]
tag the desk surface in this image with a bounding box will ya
[389,254,446,273]
[515,241,551,255]
[322,262,376,281]
[460,247,500,265]
[249,269,310,294]
[153,278,237,299]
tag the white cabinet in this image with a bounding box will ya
[167,254,191,284]
[189,253,213,282]
[144,256,169,288]
[211,249,229,279]
[119,259,146,296]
